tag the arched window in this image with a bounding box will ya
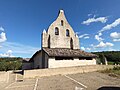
[55,27,59,35]
[66,29,70,36]
[70,38,73,49]
[61,20,64,26]
[48,35,50,48]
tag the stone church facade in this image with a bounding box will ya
[26,10,97,69]
[42,10,79,49]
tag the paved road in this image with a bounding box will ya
[0,72,120,90]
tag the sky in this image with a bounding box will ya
[0,0,120,58]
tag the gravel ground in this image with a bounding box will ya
[0,71,120,90]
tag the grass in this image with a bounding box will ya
[108,61,120,65]
[100,66,120,78]
[108,61,115,65]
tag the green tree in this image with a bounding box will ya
[0,57,22,71]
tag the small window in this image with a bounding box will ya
[55,27,59,35]
[86,57,92,60]
[79,57,92,60]
[79,57,85,60]
[61,20,64,26]
[66,29,70,36]
[55,57,73,60]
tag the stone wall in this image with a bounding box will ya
[48,58,96,68]
[33,52,42,69]
[24,65,114,78]
[42,10,80,49]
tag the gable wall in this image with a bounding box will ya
[33,52,42,69]
[42,10,80,49]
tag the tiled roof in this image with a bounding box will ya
[43,48,97,57]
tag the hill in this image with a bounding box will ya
[92,51,120,65]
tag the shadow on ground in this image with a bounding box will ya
[97,86,120,90]
[13,70,23,75]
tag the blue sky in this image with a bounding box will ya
[0,0,120,58]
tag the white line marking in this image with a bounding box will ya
[15,74,17,81]
[6,71,9,83]
[64,75,87,88]
[75,86,84,90]
[33,78,38,90]
[5,82,16,89]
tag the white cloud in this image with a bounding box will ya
[82,17,107,25]
[107,48,117,51]
[110,32,120,38]
[84,36,90,39]
[98,32,102,36]
[0,32,7,42]
[0,26,4,31]
[79,34,89,38]
[81,47,85,50]
[86,47,91,51]
[99,18,120,33]
[95,35,103,42]
[110,32,120,42]
[90,44,94,47]
[0,42,40,57]
[95,32,104,42]
[0,50,14,57]
[113,38,120,42]
[88,14,92,16]
[81,47,91,51]
[75,32,80,35]
[95,41,114,48]
[7,50,12,54]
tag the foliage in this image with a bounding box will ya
[108,61,115,65]
[100,66,120,78]
[96,58,101,64]
[0,57,22,71]
[113,66,120,70]
[92,51,120,65]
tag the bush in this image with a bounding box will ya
[113,66,120,70]
[96,58,101,64]
[108,61,114,65]
[100,66,120,77]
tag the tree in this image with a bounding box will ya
[0,57,22,71]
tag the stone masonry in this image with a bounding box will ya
[42,10,80,49]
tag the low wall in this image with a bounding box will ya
[0,71,11,82]
[24,65,114,78]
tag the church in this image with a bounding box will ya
[25,10,97,69]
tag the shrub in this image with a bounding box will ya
[113,66,120,70]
